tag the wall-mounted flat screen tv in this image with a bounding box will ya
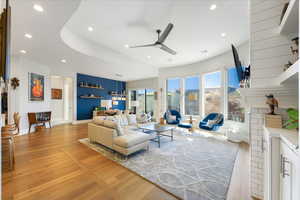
[231,44,244,82]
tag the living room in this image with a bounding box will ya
[1,0,299,200]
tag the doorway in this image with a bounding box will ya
[50,76,73,125]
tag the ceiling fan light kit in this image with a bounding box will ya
[130,23,177,55]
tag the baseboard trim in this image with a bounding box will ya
[72,119,92,125]
[18,120,72,135]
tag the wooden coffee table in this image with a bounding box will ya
[139,123,175,148]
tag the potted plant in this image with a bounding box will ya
[284,108,298,130]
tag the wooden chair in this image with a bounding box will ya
[1,113,21,171]
[2,112,20,135]
[2,135,15,171]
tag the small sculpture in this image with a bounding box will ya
[266,94,279,115]
[291,37,299,63]
[10,77,20,89]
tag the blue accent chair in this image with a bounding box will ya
[199,113,224,131]
[164,110,181,125]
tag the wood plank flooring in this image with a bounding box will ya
[2,124,257,200]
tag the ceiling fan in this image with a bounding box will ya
[130,23,177,55]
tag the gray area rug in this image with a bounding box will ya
[79,130,238,200]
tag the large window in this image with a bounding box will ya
[228,68,245,122]
[203,71,221,116]
[185,76,200,115]
[167,78,181,112]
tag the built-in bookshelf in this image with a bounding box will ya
[77,73,126,120]
[276,0,299,86]
[79,85,104,89]
[79,95,103,99]
[276,60,299,85]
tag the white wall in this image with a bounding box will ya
[9,55,75,134]
[0,0,5,11]
[50,76,64,123]
[9,55,51,134]
[250,0,295,88]
[127,77,158,90]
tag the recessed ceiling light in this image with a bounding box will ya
[124,44,130,48]
[24,33,32,39]
[147,55,151,59]
[20,50,26,54]
[61,59,67,63]
[33,4,44,12]
[88,26,94,32]
[200,50,208,53]
[221,32,227,37]
[210,4,217,10]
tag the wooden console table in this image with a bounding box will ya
[28,112,52,133]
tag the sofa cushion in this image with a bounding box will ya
[106,116,116,121]
[103,120,117,129]
[113,131,151,148]
[137,113,148,123]
[102,120,124,136]
[93,117,105,125]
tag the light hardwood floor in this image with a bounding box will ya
[2,124,258,200]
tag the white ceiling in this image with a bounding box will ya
[11,0,249,81]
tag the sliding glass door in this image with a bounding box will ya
[129,89,156,117]
[136,90,146,115]
[145,89,155,115]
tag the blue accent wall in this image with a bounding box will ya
[77,73,126,120]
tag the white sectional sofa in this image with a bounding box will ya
[88,114,154,156]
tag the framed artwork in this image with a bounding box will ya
[29,73,44,101]
[51,88,62,99]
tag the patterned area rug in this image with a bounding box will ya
[79,130,238,200]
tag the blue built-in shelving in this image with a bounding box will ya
[77,73,126,120]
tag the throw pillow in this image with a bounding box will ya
[167,115,177,123]
[127,114,137,125]
[116,123,125,136]
[120,114,129,126]
[137,113,147,123]
[103,120,117,129]
[106,116,116,121]
[207,119,217,128]
[170,115,177,121]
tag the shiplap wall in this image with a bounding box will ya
[250,0,293,199]
[251,0,292,88]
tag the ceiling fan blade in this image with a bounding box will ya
[157,23,174,43]
[129,44,156,48]
[160,44,177,55]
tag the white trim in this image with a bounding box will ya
[72,119,93,124]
